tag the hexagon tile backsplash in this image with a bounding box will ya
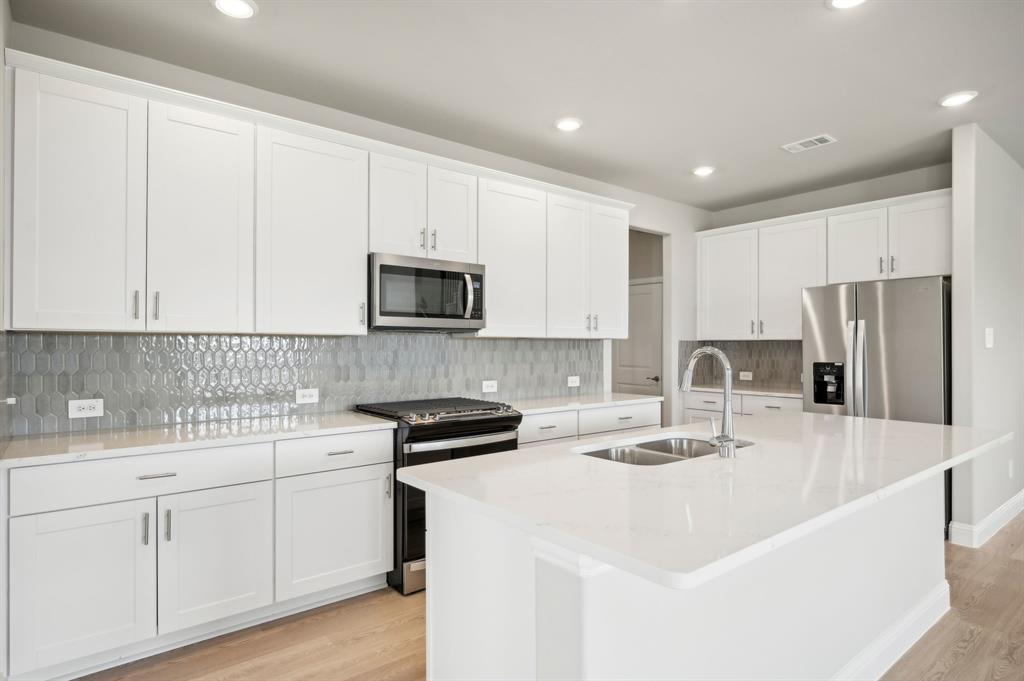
[8,332,603,436]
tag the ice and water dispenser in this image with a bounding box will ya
[812,362,845,406]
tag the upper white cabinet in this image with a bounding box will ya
[427,166,478,262]
[588,204,630,339]
[546,194,590,338]
[478,179,548,337]
[147,102,255,333]
[369,153,428,257]
[758,218,827,339]
[12,72,147,331]
[698,229,759,340]
[887,196,951,279]
[826,208,888,284]
[256,127,369,335]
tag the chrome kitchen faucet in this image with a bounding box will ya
[680,346,736,458]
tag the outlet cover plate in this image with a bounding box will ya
[567,375,581,387]
[295,388,320,404]
[69,398,103,419]
[482,380,498,394]
[739,371,753,381]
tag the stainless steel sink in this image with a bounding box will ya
[580,437,754,466]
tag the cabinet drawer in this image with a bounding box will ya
[742,395,803,415]
[684,391,742,414]
[519,410,579,444]
[578,402,661,436]
[276,430,393,478]
[684,408,742,426]
[10,443,274,517]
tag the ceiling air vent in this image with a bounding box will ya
[782,134,838,154]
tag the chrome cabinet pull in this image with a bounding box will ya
[326,449,355,457]
[750,320,755,335]
[431,229,437,251]
[164,509,172,541]
[759,320,764,334]
[385,473,392,499]
[153,291,161,321]
[618,416,633,421]
[878,256,884,274]
[890,255,895,273]
[132,290,140,320]
[594,314,599,331]
[137,472,177,480]
[586,314,591,331]
[359,303,366,326]
[764,405,782,410]
[420,228,427,250]
[142,512,150,545]
[539,425,558,430]
[702,400,716,405]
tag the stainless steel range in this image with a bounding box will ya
[356,397,522,594]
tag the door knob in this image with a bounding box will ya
[645,376,661,382]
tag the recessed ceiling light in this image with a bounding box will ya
[212,0,257,19]
[555,117,582,132]
[827,0,866,8]
[692,166,715,177]
[940,90,979,108]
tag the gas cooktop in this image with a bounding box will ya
[356,397,520,425]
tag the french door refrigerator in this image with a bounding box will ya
[802,275,951,529]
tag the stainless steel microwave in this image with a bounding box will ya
[369,253,485,331]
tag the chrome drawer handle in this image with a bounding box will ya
[538,425,558,430]
[618,416,633,421]
[137,472,177,480]
[165,509,172,541]
[385,473,392,499]
[327,450,355,456]
[142,512,150,546]
[764,405,782,410]
[702,400,716,405]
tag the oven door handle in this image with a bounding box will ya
[463,273,475,319]
[403,430,516,454]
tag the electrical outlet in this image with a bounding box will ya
[295,388,320,404]
[68,398,103,419]
[739,371,753,381]
[482,379,498,394]
[567,375,580,387]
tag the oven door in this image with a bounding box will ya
[370,253,485,330]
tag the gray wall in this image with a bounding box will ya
[8,332,603,436]
[951,123,1024,528]
[628,230,663,280]
[709,163,952,228]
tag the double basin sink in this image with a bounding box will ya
[581,437,753,465]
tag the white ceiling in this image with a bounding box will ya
[10,0,1023,211]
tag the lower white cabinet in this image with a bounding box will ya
[157,482,274,634]
[275,463,394,601]
[9,499,157,676]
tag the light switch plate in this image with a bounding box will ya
[567,375,581,387]
[739,371,753,381]
[68,398,103,419]
[482,379,498,394]
[295,388,320,404]
[985,327,995,349]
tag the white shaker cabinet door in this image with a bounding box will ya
[887,196,951,279]
[9,499,156,676]
[826,208,888,284]
[697,229,759,340]
[275,463,394,601]
[256,127,369,335]
[757,218,827,339]
[12,71,147,331]
[477,179,548,337]
[369,153,428,257]
[427,166,478,262]
[546,194,590,338]
[147,102,255,333]
[588,204,630,339]
[157,481,273,634]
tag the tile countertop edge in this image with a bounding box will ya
[0,413,398,468]
[513,393,664,416]
[398,424,1014,591]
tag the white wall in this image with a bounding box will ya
[7,22,710,425]
[709,163,952,228]
[950,123,1024,535]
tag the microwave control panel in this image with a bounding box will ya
[812,362,845,405]
[469,275,484,320]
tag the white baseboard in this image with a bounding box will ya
[949,487,1024,548]
[833,580,951,681]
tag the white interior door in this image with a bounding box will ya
[9,499,156,676]
[612,282,663,395]
[826,208,888,284]
[546,194,590,338]
[477,179,547,337]
[369,153,427,257]
[757,218,827,339]
[588,204,630,339]
[256,126,369,335]
[157,481,273,634]
[887,196,952,279]
[698,230,758,340]
[12,71,147,331]
[275,463,394,601]
[427,166,477,262]
[147,102,255,332]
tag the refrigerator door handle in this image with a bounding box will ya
[845,320,856,415]
[855,319,866,417]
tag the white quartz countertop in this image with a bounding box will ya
[689,385,803,398]
[0,411,396,467]
[512,392,663,415]
[399,412,1011,590]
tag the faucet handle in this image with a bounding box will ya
[708,417,718,438]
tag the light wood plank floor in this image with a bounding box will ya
[86,514,1023,681]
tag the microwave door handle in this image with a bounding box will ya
[464,273,474,319]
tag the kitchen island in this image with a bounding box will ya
[398,412,1011,681]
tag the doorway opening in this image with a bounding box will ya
[612,230,665,407]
